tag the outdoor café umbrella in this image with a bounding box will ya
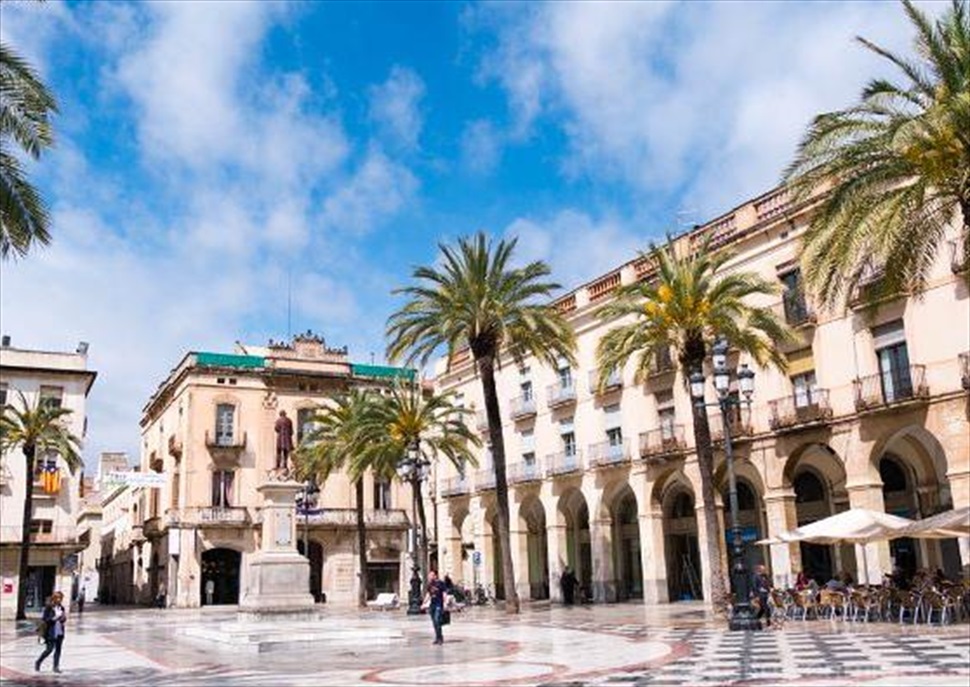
[894,506,970,538]
[756,508,915,584]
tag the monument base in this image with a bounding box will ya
[181,620,405,654]
[238,550,315,618]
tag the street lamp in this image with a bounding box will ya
[397,439,429,615]
[690,337,760,631]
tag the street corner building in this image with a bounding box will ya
[0,337,97,620]
[431,183,970,606]
[130,332,417,609]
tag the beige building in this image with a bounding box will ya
[138,332,416,608]
[433,184,970,605]
[0,337,97,619]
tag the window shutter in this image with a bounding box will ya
[604,404,621,430]
[786,348,815,377]
[872,320,906,349]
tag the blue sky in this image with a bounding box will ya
[0,0,919,464]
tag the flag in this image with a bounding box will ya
[42,460,60,494]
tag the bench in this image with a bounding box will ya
[366,592,399,610]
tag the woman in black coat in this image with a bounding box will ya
[35,591,67,673]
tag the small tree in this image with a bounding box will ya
[1,392,82,620]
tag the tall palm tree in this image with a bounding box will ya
[352,382,480,576]
[595,238,797,608]
[0,41,58,260]
[784,0,970,308]
[0,392,82,620]
[293,390,375,608]
[387,232,576,614]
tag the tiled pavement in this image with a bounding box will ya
[0,603,967,686]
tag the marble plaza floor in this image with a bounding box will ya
[0,602,968,686]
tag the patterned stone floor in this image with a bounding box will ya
[0,602,967,686]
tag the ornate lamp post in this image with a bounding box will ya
[689,338,760,631]
[397,439,429,615]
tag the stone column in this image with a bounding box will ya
[510,518,531,602]
[944,467,970,568]
[639,508,668,603]
[590,516,616,602]
[763,490,799,589]
[238,479,314,618]
[846,483,891,584]
[546,522,568,603]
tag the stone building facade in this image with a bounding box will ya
[432,184,970,605]
[0,337,97,618]
[138,333,415,608]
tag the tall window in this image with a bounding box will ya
[521,429,535,466]
[557,361,572,390]
[374,478,392,510]
[171,470,180,510]
[560,418,576,458]
[519,367,533,402]
[39,386,63,410]
[297,408,315,445]
[215,404,235,446]
[211,470,234,507]
[780,268,810,325]
[656,392,675,439]
[604,404,622,448]
[873,320,912,402]
[791,371,818,407]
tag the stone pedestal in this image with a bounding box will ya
[238,480,315,619]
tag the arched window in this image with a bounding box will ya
[794,471,826,504]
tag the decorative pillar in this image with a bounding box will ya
[846,483,891,584]
[545,522,568,603]
[639,509,667,603]
[764,490,799,589]
[238,479,314,618]
[944,468,970,569]
[510,518,531,602]
[590,517,616,603]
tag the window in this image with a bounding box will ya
[29,520,53,534]
[557,363,572,390]
[39,386,63,410]
[791,371,818,407]
[872,320,912,402]
[604,404,622,446]
[297,408,315,445]
[656,391,676,439]
[150,487,160,518]
[374,478,392,510]
[780,269,811,324]
[211,470,234,507]
[521,429,535,465]
[0,382,7,407]
[520,380,533,403]
[215,404,235,446]
[171,470,180,510]
[560,418,576,457]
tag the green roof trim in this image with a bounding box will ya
[351,363,416,381]
[195,352,265,369]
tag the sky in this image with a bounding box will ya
[0,0,924,468]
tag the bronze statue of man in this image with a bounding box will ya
[274,410,294,470]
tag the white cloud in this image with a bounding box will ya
[460,119,503,175]
[475,1,923,215]
[320,147,419,234]
[368,66,426,151]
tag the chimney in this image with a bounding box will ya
[1,335,10,347]
[77,341,89,355]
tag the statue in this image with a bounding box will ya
[274,410,294,472]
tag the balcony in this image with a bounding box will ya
[647,350,676,379]
[142,516,165,539]
[546,450,582,478]
[0,526,80,548]
[204,430,247,464]
[509,395,537,421]
[854,365,929,412]
[440,475,471,498]
[300,508,409,528]
[781,287,816,327]
[475,468,496,492]
[768,390,833,431]
[546,381,577,409]
[709,413,753,444]
[588,369,622,395]
[168,434,183,459]
[961,352,970,391]
[170,506,251,528]
[588,440,630,468]
[951,234,968,274]
[849,265,895,308]
[508,461,543,485]
[639,426,687,463]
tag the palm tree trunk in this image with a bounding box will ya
[355,478,368,608]
[477,354,520,614]
[414,475,429,575]
[16,444,35,620]
[689,382,728,612]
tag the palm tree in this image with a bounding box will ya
[784,0,970,308]
[0,392,82,620]
[293,390,375,608]
[352,382,480,576]
[595,238,797,608]
[387,232,576,613]
[0,41,58,260]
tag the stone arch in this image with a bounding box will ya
[608,483,641,600]
[714,460,769,575]
[518,496,549,600]
[557,487,592,596]
[655,472,702,601]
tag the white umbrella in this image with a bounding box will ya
[894,506,970,539]
[756,509,915,584]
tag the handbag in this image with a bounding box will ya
[441,610,451,626]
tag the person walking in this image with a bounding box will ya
[77,587,85,614]
[751,564,772,628]
[35,591,67,673]
[560,566,577,606]
[422,571,447,645]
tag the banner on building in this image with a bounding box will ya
[102,471,165,488]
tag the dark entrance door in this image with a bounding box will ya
[297,540,324,602]
[200,548,240,605]
[26,566,56,611]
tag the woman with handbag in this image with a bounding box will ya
[422,571,447,645]
[35,591,67,673]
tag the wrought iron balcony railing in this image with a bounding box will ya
[638,425,687,461]
[546,450,582,477]
[768,389,833,430]
[647,350,676,378]
[853,365,929,411]
[440,475,471,498]
[709,412,753,444]
[508,461,543,485]
[509,394,537,421]
[142,516,165,538]
[588,369,622,394]
[475,468,497,491]
[546,381,577,408]
[781,287,816,327]
[0,526,80,545]
[204,431,247,451]
[588,440,630,468]
[298,508,409,528]
[169,506,251,527]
